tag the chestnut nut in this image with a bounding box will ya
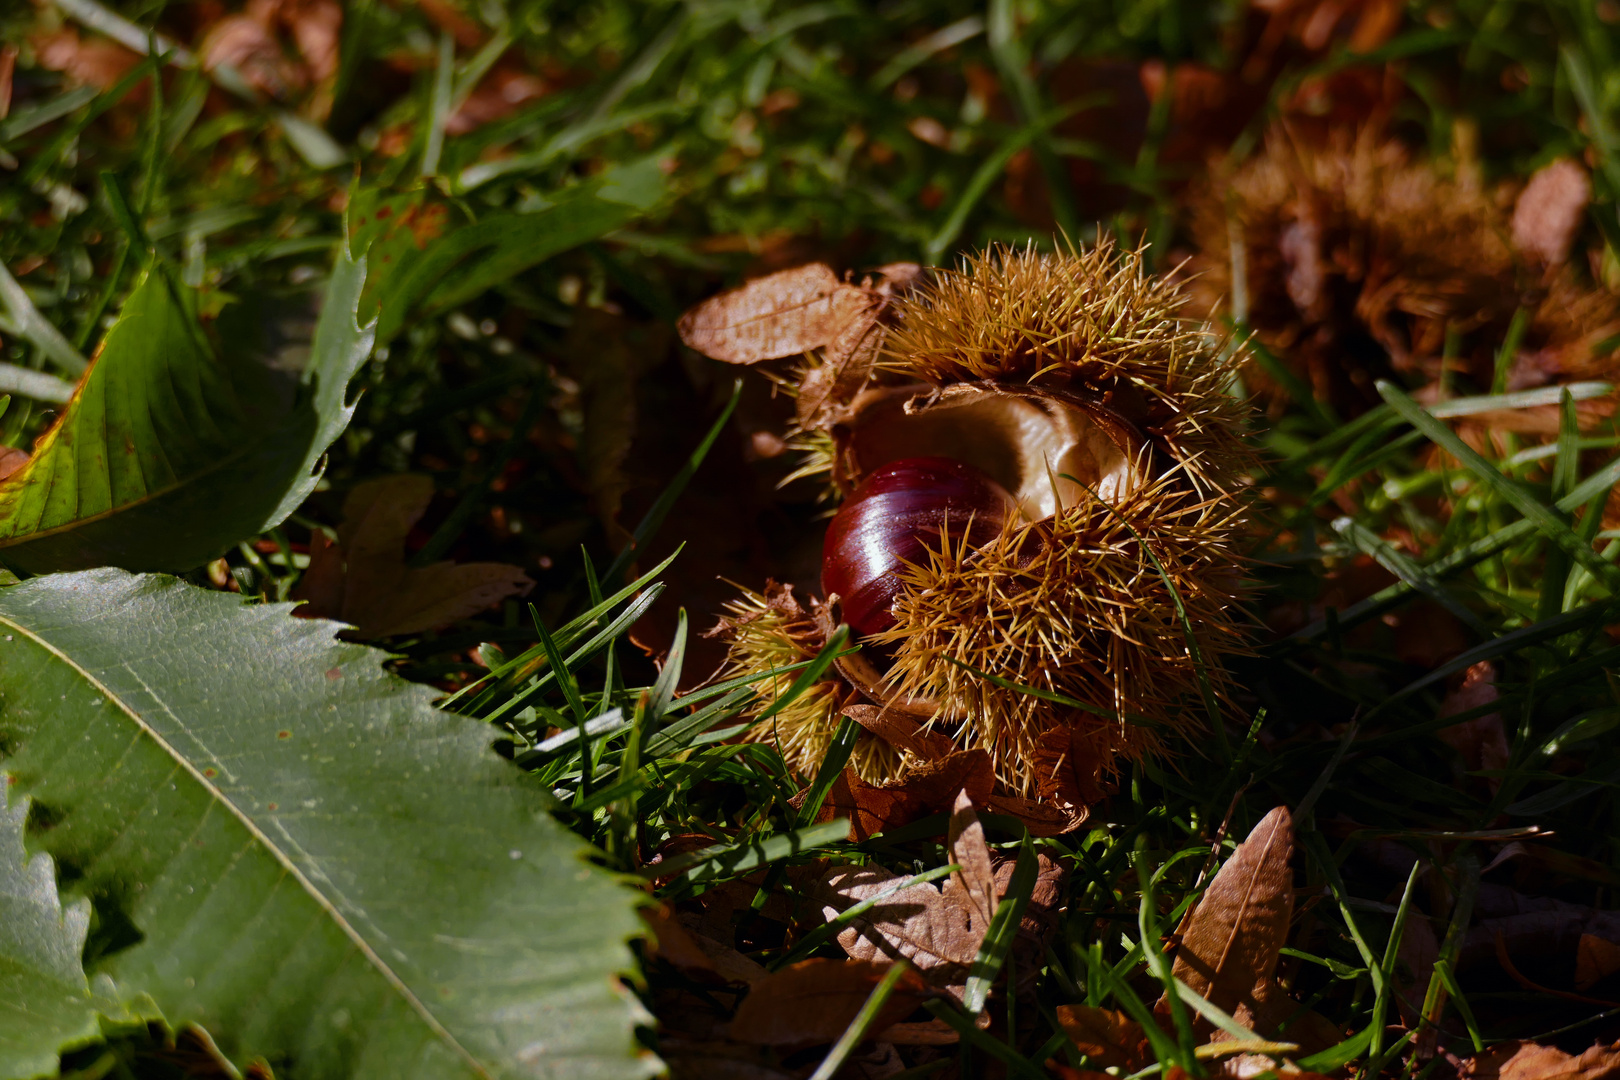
[820,456,1014,638]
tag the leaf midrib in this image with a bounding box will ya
[0,610,488,1078]
[0,419,276,549]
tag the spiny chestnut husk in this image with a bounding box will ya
[684,240,1253,823]
[1184,126,1620,420]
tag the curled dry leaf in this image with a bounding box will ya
[793,264,921,430]
[727,959,928,1050]
[280,0,343,84]
[291,474,532,638]
[1460,1040,1620,1080]
[677,264,872,365]
[1393,909,1438,1025]
[1513,159,1592,267]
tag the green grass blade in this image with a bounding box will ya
[807,962,916,1080]
[798,716,860,825]
[603,379,742,586]
[1380,381,1620,593]
[962,833,1037,1015]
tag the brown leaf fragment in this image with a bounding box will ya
[1513,159,1592,267]
[201,14,308,101]
[1001,852,1068,994]
[561,308,667,542]
[662,1040,798,1080]
[1461,883,1620,979]
[0,44,17,120]
[446,65,548,135]
[795,298,885,429]
[1577,933,1620,991]
[282,0,343,84]
[1438,661,1509,787]
[838,705,955,758]
[674,912,770,985]
[728,959,927,1050]
[816,750,995,841]
[678,264,871,364]
[1393,910,1438,1025]
[1460,1040,1620,1080]
[948,790,997,930]
[0,446,28,483]
[1052,1005,1148,1071]
[33,29,141,93]
[818,864,983,973]
[290,474,532,638]
[874,1019,959,1045]
[870,263,925,296]
[983,793,1089,837]
[1169,806,1295,1036]
[641,904,718,978]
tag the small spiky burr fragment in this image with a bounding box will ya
[1186,126,1620,416]
[710,582,904,784]
[686,240,1253,820]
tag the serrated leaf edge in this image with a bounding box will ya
[0,608,492,1079]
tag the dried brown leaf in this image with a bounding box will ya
[1577,934,1620,991]
[948,790,997,930]
[982,793,1090,837]
[561,308,667,542]
[1438,661,1509,783]
[870,263,925,296]
[673,913,770,985]
[0,446,28,483]
[838,705,955,758]
[1052,1005,1147,1071]
[1393,910,1438,1025]
[1513,159,1592,267]
[0,44,16,120]
[641,904,719,978]
[874,1020,959,1045]
[1460,1040,1620,1080]
[33,29,141,93]
[1462,884,1620,978]
[818,864,983,973]
[678,264,870,364]
[446,65,548,135]
[1169,806,1295,1035]
[290,474,531,638]
[816,750,995,841]
[796,301,884,429]
[728,959,927,1050]
[201,14,307,101]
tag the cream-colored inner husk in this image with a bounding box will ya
[844,385,1138,521]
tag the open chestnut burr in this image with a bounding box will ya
[679,239,1252,829]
